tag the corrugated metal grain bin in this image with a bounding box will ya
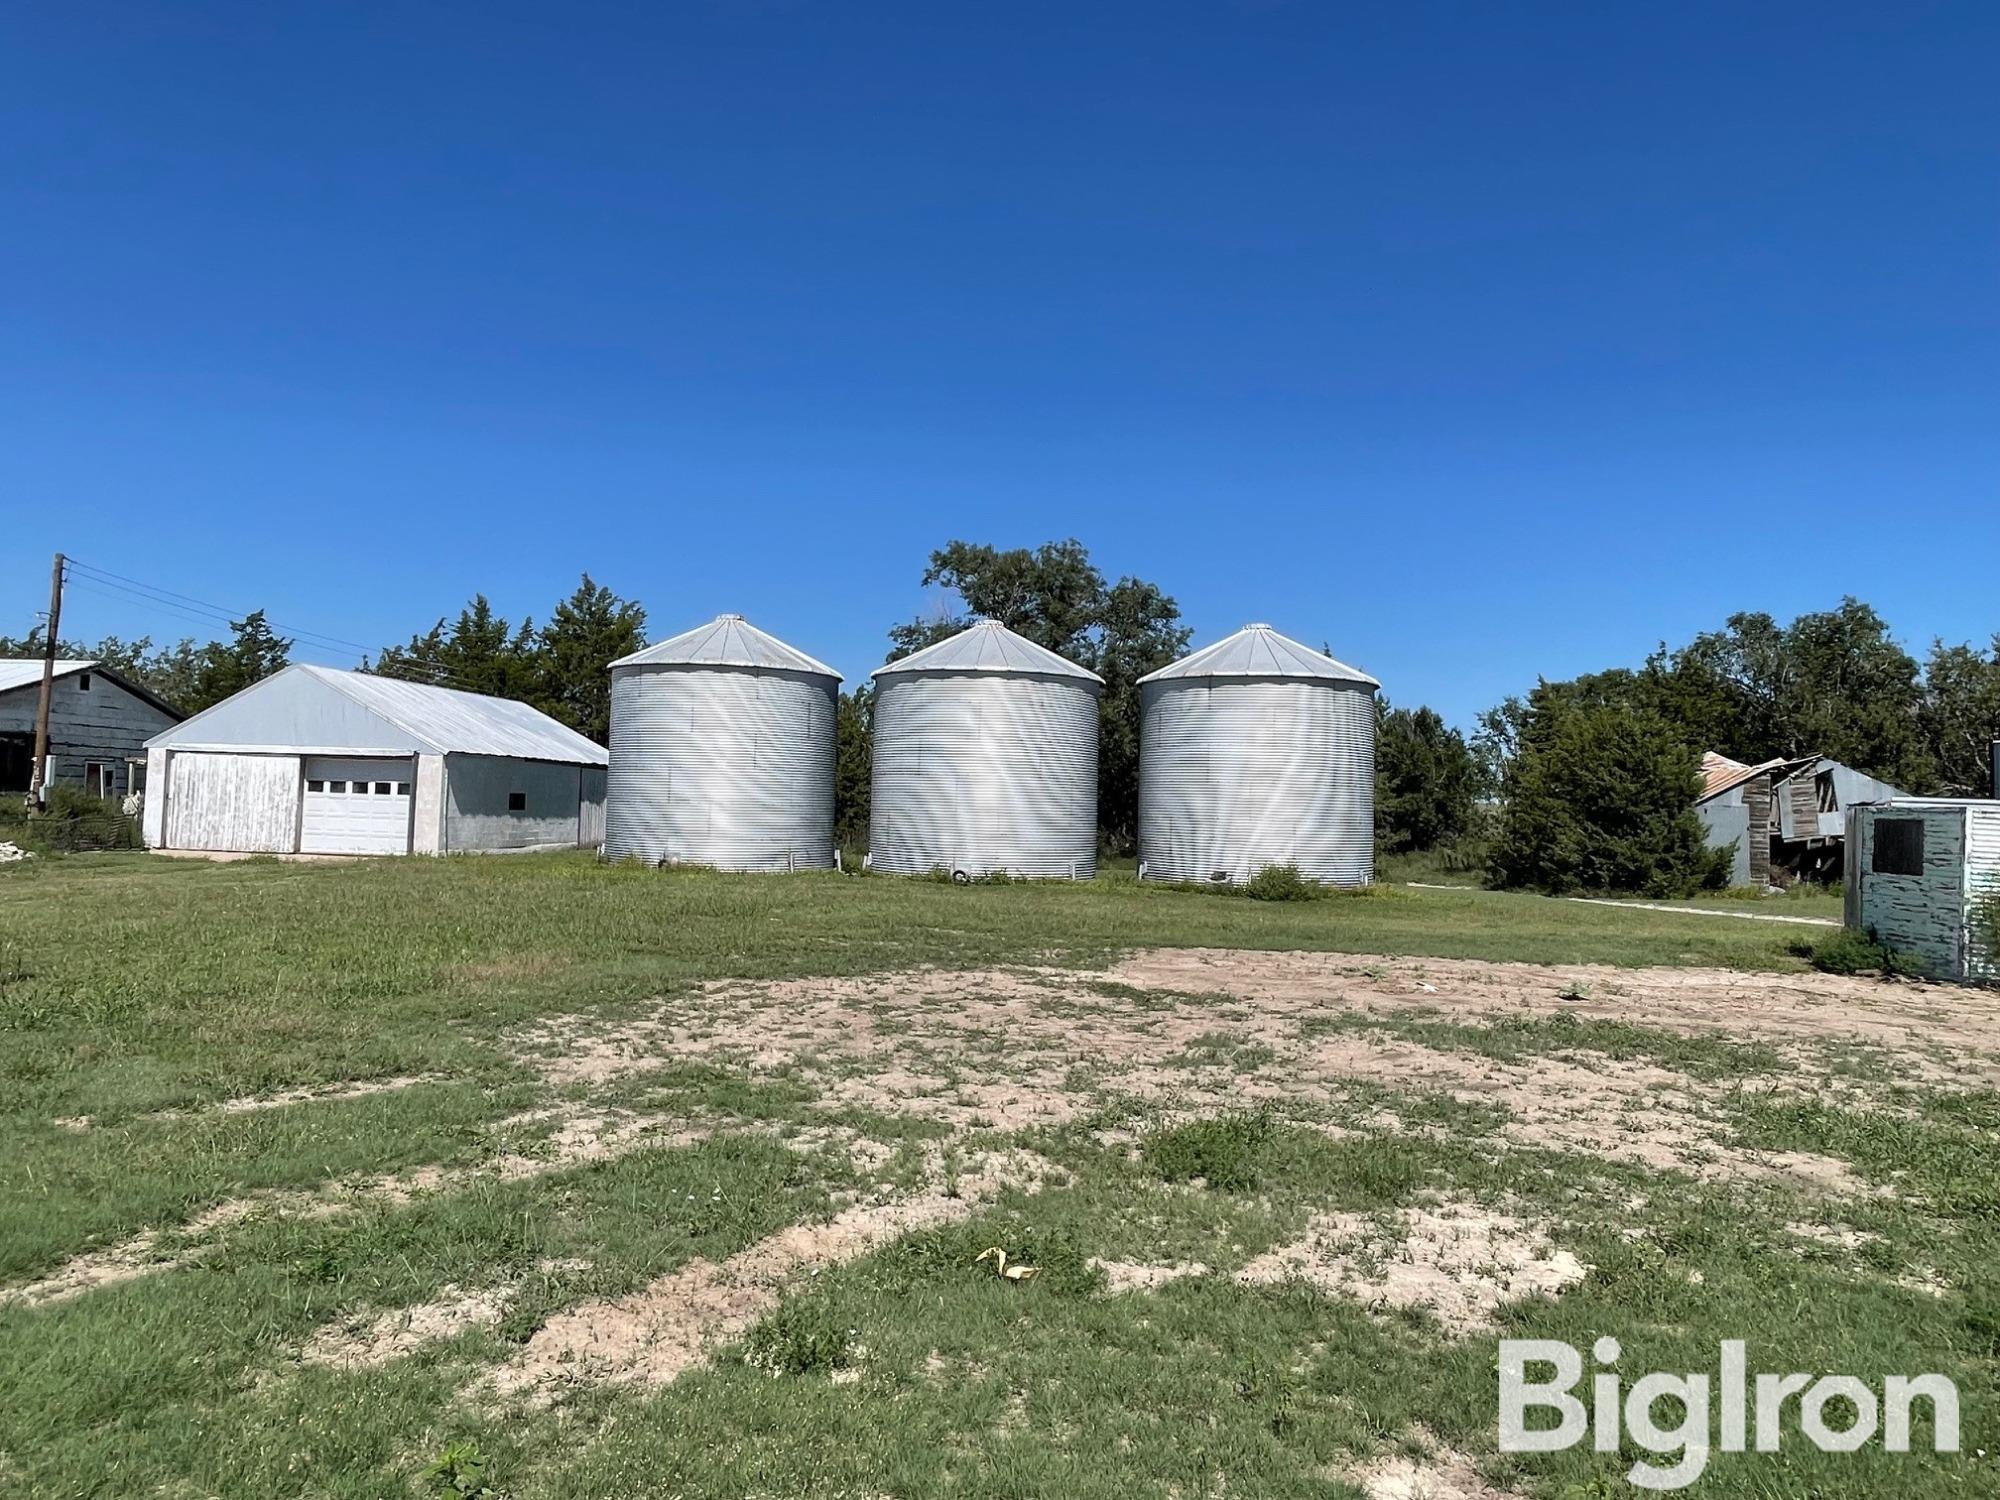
[868,619,1101,879]
[604,614,840,871]
[1138,623,1379,887]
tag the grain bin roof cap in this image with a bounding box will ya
[610,613,841,681]
[871,618,1104,687]
[1139,623,1379,688]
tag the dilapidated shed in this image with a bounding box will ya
[142,665,606,856]
[1697,751,1905,887]
[1845,799,2000,983]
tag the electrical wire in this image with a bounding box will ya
[61,556,545,697]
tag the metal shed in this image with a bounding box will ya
[142,665,607,856]
[868,619,1101,879]
[603,613,840,871]
[1845,799,2000,983]
[1138,623,1379,887]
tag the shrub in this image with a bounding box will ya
[1240,864,1322,902]
[0,786,143,854]
[1795,929,1928,979]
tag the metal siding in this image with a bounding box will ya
[603,666,837,871]
[1965,807,2000,982]
[868,671,1099,878]
[1138,677,1376,887]
[163,751,301,853]
[1697,792,1753,887]
[1853,804,1967,979]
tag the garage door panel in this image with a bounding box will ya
[165,752,301,853]
[301,757,413,855]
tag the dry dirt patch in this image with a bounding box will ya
[304,1283,511,1368]
[1347,1429,1517,1500]
[488,1146,1054,1402]
[1104,948,2000,1085]
[503,958,1879,1192]
[1238,1194,1588,1337]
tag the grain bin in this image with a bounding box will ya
[604,613,840,871]
[868,619,1101,879]
[1138,623,1379,887]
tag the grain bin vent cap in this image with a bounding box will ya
[1139,623,1378,687]
[871,618,1103,687]
[611,613,841,680]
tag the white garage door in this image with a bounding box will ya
[301,757,414,855]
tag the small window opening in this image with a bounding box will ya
[374,782,392,795]
[307,780,325,792]
[508,791,527,812]
[1816,771,1838,814]
[1872,818,1926,877]
[78,673,91,691]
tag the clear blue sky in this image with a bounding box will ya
[3,2,1994,726]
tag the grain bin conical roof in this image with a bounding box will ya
[611,613,840,680]
[1139,623,1377,688]
[872,619,1102,686]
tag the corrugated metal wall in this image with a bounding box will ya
[869,673,1098,878]
[1139,678,1375,886]
[1964,806,2000,982]
[603,667,836,871]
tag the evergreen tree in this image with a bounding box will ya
[1488,686,1730,896]
[834,684,874,853]
[535,575,646,746]
[1375,702,1481,854]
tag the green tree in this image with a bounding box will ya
[173,611,292,712]
[887,539,1190,851]
[1488,685,1729,896]
[1375,702,1481,854]
[1920,637,2000,796]
[834,684,874,854]
[534,575,646,746]
[372,596,539,700]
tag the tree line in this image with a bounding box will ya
[17,550,2000,894]
[3,575,646,749]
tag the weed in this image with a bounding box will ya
[1796,928,1928,979]
[741,1293,855,1376]
[1142,1112,1274,1190]
[1240,865,1323,902]
[421,1440,493,1499]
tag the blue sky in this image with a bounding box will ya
[3,1,1994,726]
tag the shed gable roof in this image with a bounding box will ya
[147,664,606,764]
[0,658,185,720]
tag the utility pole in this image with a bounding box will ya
[27,552,64,811]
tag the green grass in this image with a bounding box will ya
[0,853,1988,1498]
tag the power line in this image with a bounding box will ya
[64,556,375,656]
[59,556,542,697]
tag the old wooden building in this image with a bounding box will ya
[0,659,183,800]
[1845,799,2000,983]
[1696,751,1905,888]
